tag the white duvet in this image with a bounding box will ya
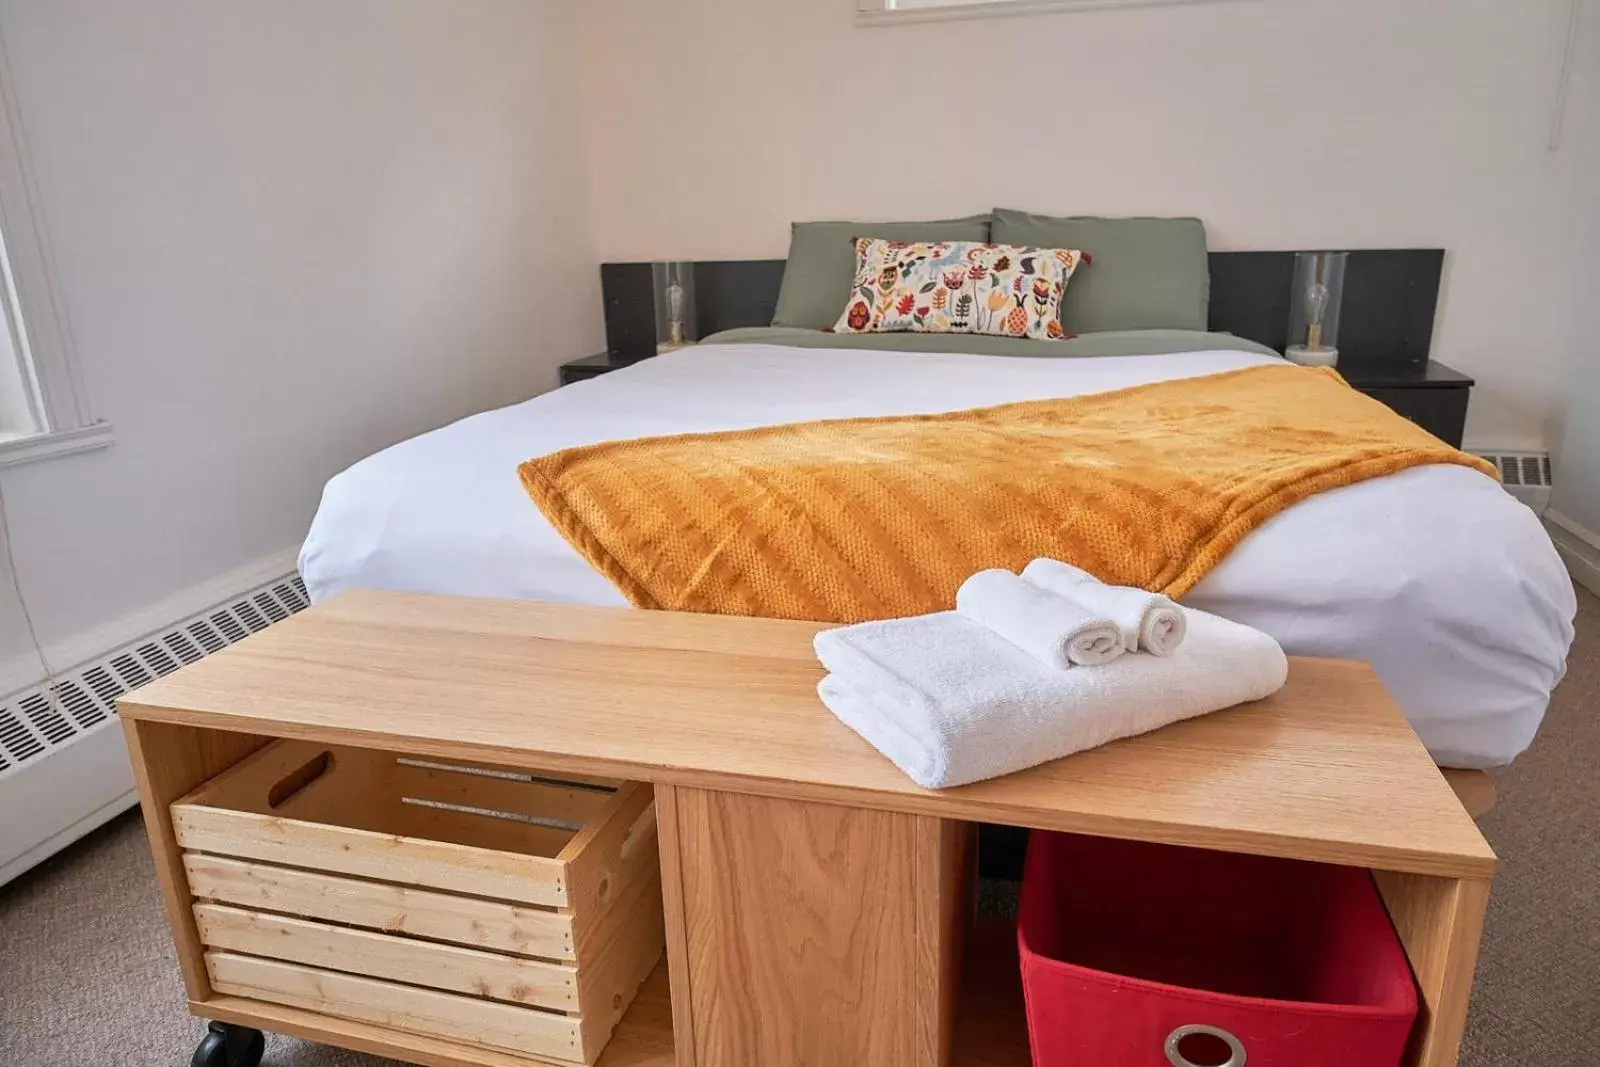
[300,344,1576,768]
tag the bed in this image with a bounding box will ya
[300,332,1575,769]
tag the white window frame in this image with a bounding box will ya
[0,32,110,468]
[857,0,1233,26]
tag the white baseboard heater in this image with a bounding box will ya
[0,573,309,886]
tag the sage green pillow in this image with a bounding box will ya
[772,214,992,330]
[990,209,1209,334]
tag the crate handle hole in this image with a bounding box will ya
[268,751,334,809]
[1166,1025,1245,1067]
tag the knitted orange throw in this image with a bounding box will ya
[519,365,1496,623]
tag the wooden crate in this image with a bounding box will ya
[171,739,664,1065]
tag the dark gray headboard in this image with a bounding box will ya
[602,249,1443,363]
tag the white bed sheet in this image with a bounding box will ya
[300,344,1576,768]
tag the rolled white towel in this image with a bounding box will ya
[955,569,1122,669]
[814,606,1287,789]
[1023,558,1187,656]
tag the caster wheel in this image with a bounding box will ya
[191,1022,265,1067]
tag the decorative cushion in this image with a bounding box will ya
[990,210,1210,334]
[771,215,992,330]
[832,239,1086,341]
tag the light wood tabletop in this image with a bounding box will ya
[121,588,1493,880]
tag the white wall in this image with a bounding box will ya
[0,559,31,678]
[1549,1,1600,547]
[578,0,1588,448]
[0,0,601,684]
[1552,354,1600,539]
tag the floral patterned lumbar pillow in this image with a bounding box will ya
[832,238,1087,340]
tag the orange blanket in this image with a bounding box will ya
[520,365,1496,623]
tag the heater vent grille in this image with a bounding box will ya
[0,574,310,778]
[1479,452,1553,489]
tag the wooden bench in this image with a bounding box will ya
[122,589,1495,1067]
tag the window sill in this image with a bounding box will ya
[0,421,114,469]
[857,0,1233,27]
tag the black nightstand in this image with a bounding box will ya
[559,352,648,386]
[1335,360,1474,448]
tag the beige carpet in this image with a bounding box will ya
[2,590,1595,1066]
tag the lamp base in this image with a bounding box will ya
[1285,344,1339,368]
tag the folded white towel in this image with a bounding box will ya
[1023,558,1188,656]
[954,569,1123,669]
[814,606,1286,789]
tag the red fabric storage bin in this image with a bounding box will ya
[1018,831,1417,1067]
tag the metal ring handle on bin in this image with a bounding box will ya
[1165,1024,1247,1067]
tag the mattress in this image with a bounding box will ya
[300,343,1576,768]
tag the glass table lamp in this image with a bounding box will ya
[1285,251,1348,367]
[653,261,696,354]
